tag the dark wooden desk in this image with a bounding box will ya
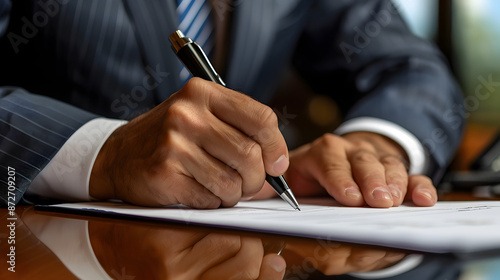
[1,197,500,280]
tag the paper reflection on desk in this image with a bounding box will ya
[19,207,422,280]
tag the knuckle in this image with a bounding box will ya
[380,155,403,166]
[240,139,262,162]
[414,175,433,186]
[321,133,339,142]
[214,171,242,205]
[316,133,340,146]
[180,185,221,209]
[166,102,204,133]
[218,169,242,190]
[387,177,406,188]
[165,102,188,123]
[191,193,217,209]
[380,155,409,171]
[182,77,203,93]
[350,150,378,164]
[321,164,354,189]
[350,139,376,151]
[313,133,346,151]
[181,77,217,101]
[352,253,385,269]
[205,235,241,256]
[386,168,408,184]
[257,106,279,129]
[322,162,348,175]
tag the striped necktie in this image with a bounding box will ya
[176,0,215,84]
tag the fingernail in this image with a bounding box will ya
[345,186,362,199]
[273,155,289,175]
[388,185,401,199]
[240,195,254,201]
[372,187,392,201]
[269,256,286,273]
[419,190,433,200]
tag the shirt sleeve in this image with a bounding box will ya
[27,118,127,201]
[334,117,428,175]
[23,214,113,280]
[348,254,424,279]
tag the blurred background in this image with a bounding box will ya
[272,0,500,173]
[399,0,500,171]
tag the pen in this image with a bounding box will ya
[169,30,300,211]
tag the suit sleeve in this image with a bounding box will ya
[292,0,464,181]
[0,88,98,207]
[0,0,99,207]
[0,0,9,36]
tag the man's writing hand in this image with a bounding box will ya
[89,78,288,208]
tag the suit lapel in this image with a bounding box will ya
[122,0,182,102]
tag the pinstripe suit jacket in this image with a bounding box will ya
[0,0,464,206]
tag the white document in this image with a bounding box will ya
[38,199,500,254]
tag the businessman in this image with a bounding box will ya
[0,0,464,208]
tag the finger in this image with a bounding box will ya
[347,248,387,272]
[305,135,364,207]
[249,182,277,200]
[169,175,223,209]
[184,233,243,276]
[186,78,289,176]
[406,175,437,206]
[179,138,244,207]
[124,152,221,208]
[349,149,393,208]
[372,251,407,271]
[199,113,266,198]
[258,254,286,280]
[201,237,264,280]
[380,155,408,207]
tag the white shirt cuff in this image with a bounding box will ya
[334,117,428,175]
[23,215,113,280]
[28,118,127,201]
[348,254,424,279]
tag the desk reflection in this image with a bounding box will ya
[5,206,469,280]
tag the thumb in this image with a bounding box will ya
[258,254,286,280]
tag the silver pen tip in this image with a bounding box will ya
[280,189,301,211]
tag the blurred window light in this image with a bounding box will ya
[392,0,439,40]
[453,0,500,124]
